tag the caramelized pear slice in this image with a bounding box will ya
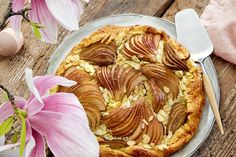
[99,140,127,149]
[148,119,164,144]
[126,71,147,95]
[139,101,164,145]
[103,109,131,128]
[163,43,188,71]
[83,103,101,130]
[79,96,106,111]
[60,69,106,111]
[142,63,179,99]
[110,103,141,137]
[123,33,160,62]
[104,98,164,145]
[104,99,144,138]
[96,65,146,101]
[80,42,117,66]
[166,103,187,133]
[148,79,166,113]
[128,121,143,142]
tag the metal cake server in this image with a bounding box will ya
[175,9,224,134]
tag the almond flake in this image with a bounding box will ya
[132,55,140,63]
[142,134,150,144]
[148,116,154,122]
[142,119,148,126]
[141,123,145,129]
[163,86,170,93]
[127,140,136,146]
[157,114,164,122]
[104,134,113,141]
[142,143,151,149]
[163,105,172,112]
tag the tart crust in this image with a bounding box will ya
[55,25,205,157]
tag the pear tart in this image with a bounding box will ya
[56,25,204,157]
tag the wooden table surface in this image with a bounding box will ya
[0,0,235,156]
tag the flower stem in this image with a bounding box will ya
[0,84,17,110]
[0,0,31,31]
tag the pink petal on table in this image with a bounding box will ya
[42,93,88,124]
[25,68,43,104]
[28,129,46,157]
[9,0,25,34]
[28,111,99,157]
[0,96,27,123]
[29,0,58,43]
[71,0,83,20]
[45,0,79,30]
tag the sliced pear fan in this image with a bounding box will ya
[59,68,106,130]
[166,103,187,133]
[142,63,179,99]
[80,41,117,66]
[84,103,101,130]
[163,43,189,71]
[148,79,166,113]
[96,65,146,101]
[123,33,161,62]
[103,98,164,145]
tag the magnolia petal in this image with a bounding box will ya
[45,0,79,30]
[28,129,45,157]
[26,97,44,116]
[0,143,20,153]
[71,0,83,20]
[0,136,5,146]
[9,0,25,34]
[26,73,76,114]
[28,111,99,157]
[32,75,76,97]
[25,68,43,104]
[0,102,14,124]
[24,135,35,157]
[0,96,26,123]
[42,93,88,124]
[14,96,27,109]
[26,119,32,142]
[29,0,58,43]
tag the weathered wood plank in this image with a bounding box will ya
[163,0,236,157]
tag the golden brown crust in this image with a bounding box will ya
[55,25,205,157]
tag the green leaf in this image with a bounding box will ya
[31,22,42,39]
[3,92,9,101]
[19,114,26,157]
[0,116,14,136]
[12,130,18,143]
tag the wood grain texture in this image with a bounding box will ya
[203,73,224,134]
[0,0,236,156]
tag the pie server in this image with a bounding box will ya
[175,9,224,134]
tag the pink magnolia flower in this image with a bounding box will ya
[0,68,99,157]
[10,0,84,43]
